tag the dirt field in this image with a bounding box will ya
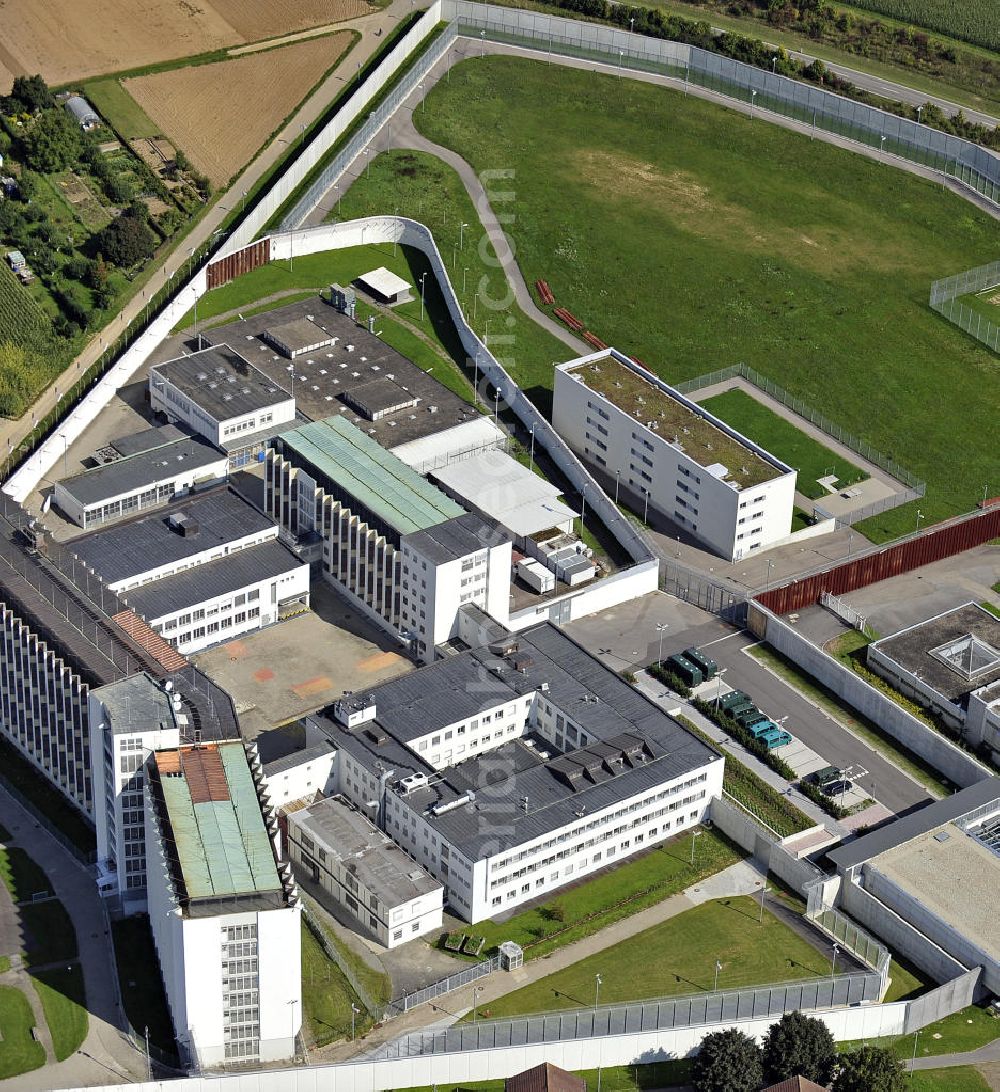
[0,0,371,89]
[123,33,353,185]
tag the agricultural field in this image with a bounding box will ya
[0,0,373,90]
[397,56,1000,541]
[123,33,354,186]
[698,388,866,499]
[843,0,1000,53]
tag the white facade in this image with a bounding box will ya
[140,561,310,655]
[399,528,511,659]
[552,350,796,562]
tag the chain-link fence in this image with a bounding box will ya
[373,971,881,1058]
[930,259,1000,355]
[807,905,891,994]
[384,954,501,1019]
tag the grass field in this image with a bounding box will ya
[843,1005,1000,1059]
[699,389,866,500]
[20,901,78,967]
[83,80,161,139]
[0,847,52,904]
[843,0,1000,51]
[301,921,369,1046]
[910,1067,992,1091]
[31,965,88,1061]
[445,827,745,960]
[399,56,1000,541]
[111,916,175,1056]
[330,149,579,417]
[474,896,832,1020]
[0,985,46,1078]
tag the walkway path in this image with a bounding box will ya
[0,0,415,467]
[0,786,149,1089]
[910,1038,1000,1071]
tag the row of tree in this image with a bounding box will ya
[692,1011,909,1092]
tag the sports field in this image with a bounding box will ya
[698,389,866,499]
[372,56,1000,542]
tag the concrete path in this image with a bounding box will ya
[0,0,416,463]
[910,1037,1000,1070]
[0,786,149,1089]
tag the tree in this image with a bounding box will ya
[692,1028,763,1092]
[762,1011,837,1085]
[833,1045,908,1092]
[92,209,156,269]
[4,74,53,114]
[19,109,82,173]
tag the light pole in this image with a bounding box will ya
[463,266,469,294]
[642,487,650,524]
[750,88,757,119]
[656,622,668,665]
[831,942,840,980]
[880,133,887,155]
[241,189,247,214]
[690,827,702,865]
[765,557,775,592]
[493,386,500,422]
[915,509,924,534]
[911,1030,921,1070]
[529,423,536,471]
[614,468,621,505]
[758,883,770,924]
[772,55,778,74]
[917,104,923,125]
[713,959,721,992]
[419,272,427,322]
[481,29,486,56]
[594,973,602,1010]
[630,15,634,33]
[472,984,485,1022]
[351,1003,360,1040]
[460,221,469,250]
[714,667,728,710]
[473,352,480,405]
[59,433,69,477]
[580,482,588,528]
[618,49,624,78]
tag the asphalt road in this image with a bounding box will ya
[687,631,935,816]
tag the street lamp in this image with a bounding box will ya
[713,667,728,710]
[472,984,485,1022]
[460,221,469,250]
[618,49,624,78]
[594,973,602,1010]
[580,482,589,527]
[880,133,887,154]
[911,1030,921,1070]
[713,959,722,992]
[772,55,778,74]
[831,942,840,979]
[765,557,775,592]
[614,467,621,505]
[915,509,924,534]
[656,622,668,665]
[917,104,923,124]
[493,386,501,422]
[351,1003,360,1040]
[463,266,469,294]
[642,486,650,524]
[758,883,770,924]
[529,423,536,471]
[419,272,427,322]
[750,88,757,119]
[690,827,702,865]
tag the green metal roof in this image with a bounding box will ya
[158,743,281,901]
[279,415,464,535]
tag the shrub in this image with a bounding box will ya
[692,1028,763,1092]
[762,1011,836,1085]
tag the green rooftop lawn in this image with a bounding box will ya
[406,55,999,542]
[441,826,745,961]
[474,896,832,1020]
[0,985,46,1079]
[699,388,866,500]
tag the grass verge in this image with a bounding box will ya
[841,1004,1000,1059]
[910,1068,991,1091]
[20,901,77,967]
[111,916,176,1057]
[0,847,52,904]
[30,965,88,1061]
[82,80,161,139]
[439,827,745,961]
[748,643,951,796]
[301,920,370,1047]
[0,985,46,1078]
[473,895,833,1019]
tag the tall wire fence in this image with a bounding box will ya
[930,259,1000,355]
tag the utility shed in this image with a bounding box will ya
[356,266,412,304]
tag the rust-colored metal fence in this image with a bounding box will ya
[206,238,270,290]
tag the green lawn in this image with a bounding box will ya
[406,55,999,541]
[843,1005,1000,1059]
[301,920,370,1047]
[331,149,576,418]
[20,901,77,967]
[882,953,930,1003]
[31,965,88,1061]
[304,906,392,1009]
[0,847,52,904]
[699,388,866,500]
[444,826,745,961]
[475,896,833,1020]
[111,916,175,1057]
[0,985,46,1078]
[83,79,162,140]
[910,1066,992,1091]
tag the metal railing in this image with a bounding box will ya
[384,954,501,1018]
[930,259,1000,355]
[373,970,880,1058]
[805,896,891,995]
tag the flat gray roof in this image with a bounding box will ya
[871,603,1000,704]
[58,434,225,507]
[402,512,506,566]
[827,776,1000,872]
[265,317,335,353]
[151,345,290,422]
[290,795,440,906]
[124,538,303,620]
[203,297,478,445]
[91,672,177,735]
[321,623,720,861]
[69,488,274,586]
[111,423,185,458]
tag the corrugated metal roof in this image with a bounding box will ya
[156,743,281,900]
[278,415,463,535]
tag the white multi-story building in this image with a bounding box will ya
[314,623,723,923]
[149,346,294,468]
[145,741,301,1068]
[287,794,442,948]
[266,416,511,662]
[69,486,309,656]
[552,349,796,561]
[53,431,228,530]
